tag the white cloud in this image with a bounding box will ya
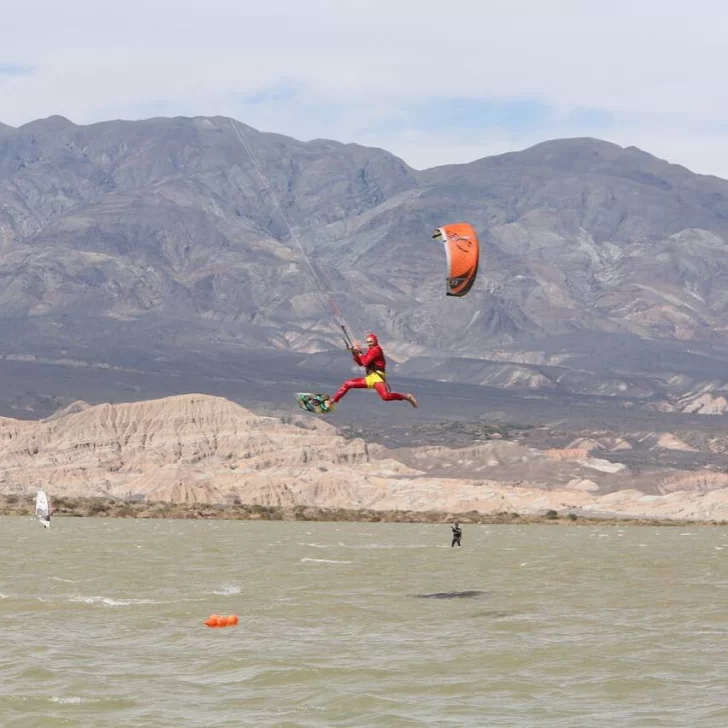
[1,0,728,176]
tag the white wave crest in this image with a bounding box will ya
[51,696,86,704]
[210,584,242,596]
[69,596,160,607]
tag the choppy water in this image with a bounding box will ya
[2,518,728,727]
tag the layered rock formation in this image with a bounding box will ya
[2,393,728,521]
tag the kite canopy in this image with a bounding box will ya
[432,222,480,297]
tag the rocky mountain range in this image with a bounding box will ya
[3,115,728,419]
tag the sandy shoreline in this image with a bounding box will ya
[2,495,725,527]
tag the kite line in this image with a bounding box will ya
[228,118,354,350]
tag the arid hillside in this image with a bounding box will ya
[3,393,728,522]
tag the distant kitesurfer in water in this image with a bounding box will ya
[330,333,418,408]
[451,522,462,547]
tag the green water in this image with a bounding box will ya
[1,518,727,727]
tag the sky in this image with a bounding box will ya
[2,0,728,177]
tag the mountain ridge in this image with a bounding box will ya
[3,115,728,416]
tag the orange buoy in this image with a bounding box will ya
[204,614,238,628]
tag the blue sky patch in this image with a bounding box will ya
[412,96,552,132]
[241,79,302,106]
[564,106,614,129]
[365,95,615,138]
[0,62,34,77]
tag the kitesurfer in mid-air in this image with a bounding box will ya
[451,522,462,547]
[330,333,418,407]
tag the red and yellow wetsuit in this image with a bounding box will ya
[331,336,411,404]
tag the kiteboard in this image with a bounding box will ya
[295,393,335,415]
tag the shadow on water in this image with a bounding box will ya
[410,590,486,599]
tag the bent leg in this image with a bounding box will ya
[374,382,417,406]
[331,378,367,403]
[373,382,407,402]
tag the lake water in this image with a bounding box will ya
[1,517,727,727]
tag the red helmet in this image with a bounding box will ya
[365,333,378,346]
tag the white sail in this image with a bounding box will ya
[35,489,51,528]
